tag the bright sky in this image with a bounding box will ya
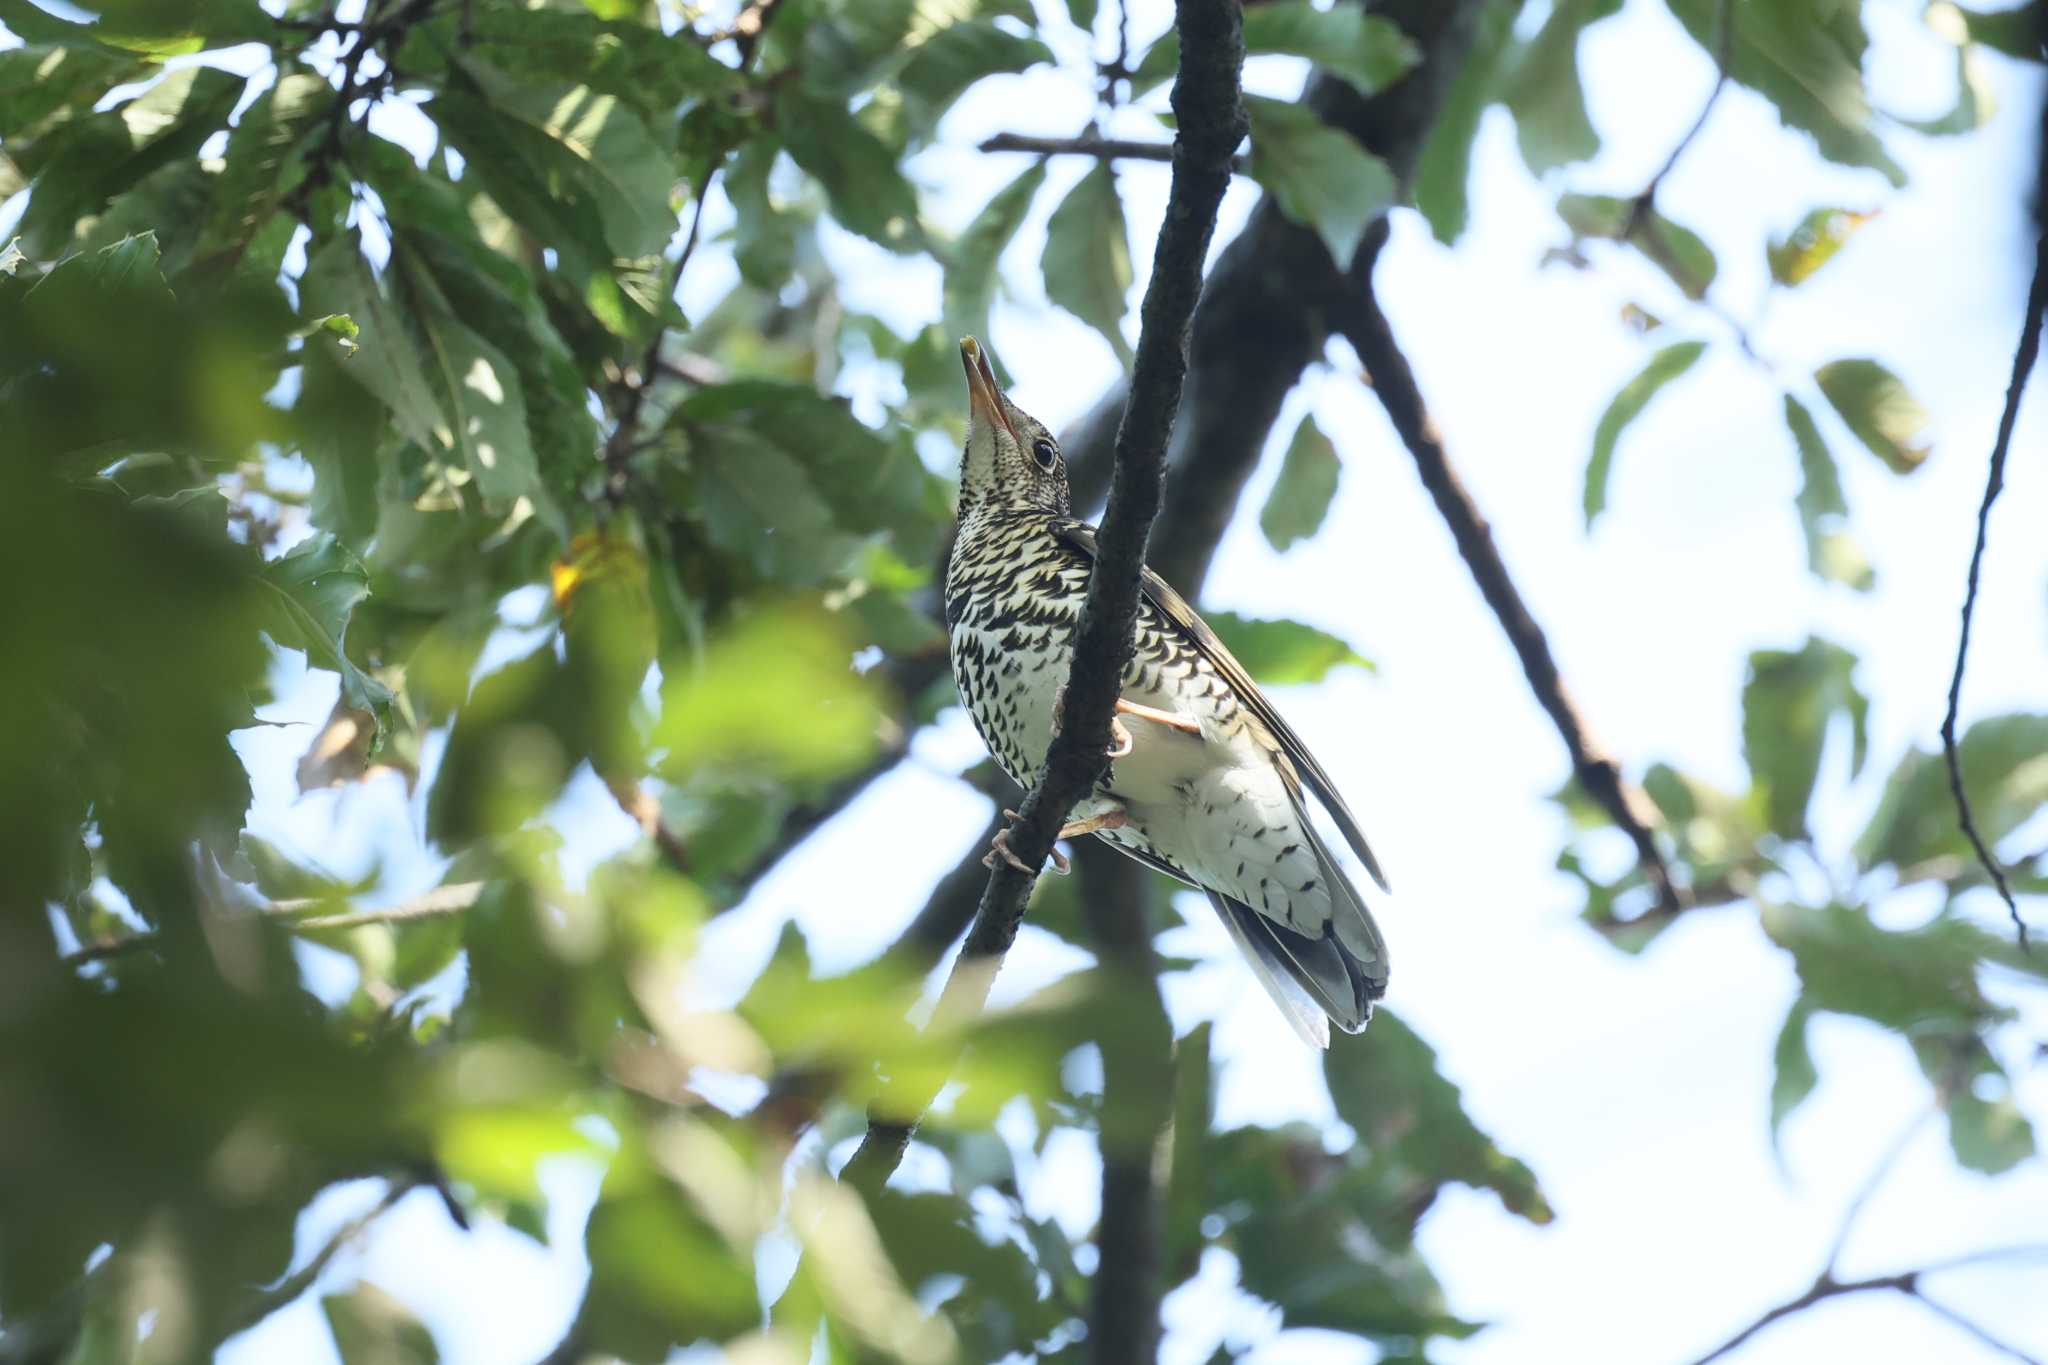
[8,0,2045,1360]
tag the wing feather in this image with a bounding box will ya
[1054,521,1389,891]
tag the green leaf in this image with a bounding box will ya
[1897,40,1996,136]
[1582,340,1707,528]
[1952,4,2046,61]
[1206,611,1373,685]
[1502,0,1622,174]
[1040,162,1134,366]
[1164,1022,1213,1273]
[725,140,802,292]
[1741,637,1868,840]
[1557,193,1717,300]
[778,89,921,252]
[1258,414,1340,551]
[1783,394,1873,591]
[12,65,244,257]
[0,44,141,142]
[1665,0,1906,185]
[1245,96,1396,271]
[1326,1010,1553,1226]
[1768,999,1818,1154]
[1929,1041,2038,1174]
[1764,902,2001,1034]
[1815,358,1931,474]
[409,303,542,509]
[1853,715,2048,878]
[258,534,395,728]
[300,235,445,453]
[942,161,1047,355]
[1063,0,1098,32]
[1412,0,1516,246]
[1769,207,1877,286]
[580,1184,759,1359]
[323,1283,439,1365]
[194,71,331,266]
[892,20,1052,144]
[1242,1,1419,96]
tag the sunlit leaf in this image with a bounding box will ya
[1853,715,2048,878]
[1502,0,1622,174]
[1582,340,1707,528]
[1040,162,1134,366]
[1768,207,1876,286]
[1245,96,1396,271]
[1741,637,1867,840]
[1815,358,1931,474]
[259,534,395,730]
[1259,413,1340,552]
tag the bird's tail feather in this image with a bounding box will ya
[1208,891,1381,1048]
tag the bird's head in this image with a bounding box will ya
[957,336,1070,521]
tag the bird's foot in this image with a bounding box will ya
[1114,697,1202,737]
[983,824,1070,876]
[1050,683,1142,759]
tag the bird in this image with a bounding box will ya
[944,337,1390,1047]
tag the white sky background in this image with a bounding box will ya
[5,0,2044,1359]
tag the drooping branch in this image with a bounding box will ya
[1330,264,1684,917]
[979,132,1247,172]
[839,0,1247,1195]
[1940,202,2047,950]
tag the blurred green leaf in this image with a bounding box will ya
[1665,0,1906,185]
[1412,0,1516,246]
[1952,3,2046,60]
[1207,611,1373,685]
[1164,1022,1214,1277]
[1041,162,1134,367]
[1769,999,1819,1153]
[1557,193,1717,300]
[1784,394,1874,591]
[194,71,330,268]
[892,19,1052,144]
[1245,96,1396,271]
[779,88,921,252]
[1242,1,1419,96]
[1583,340,1707,528]
[1259,413,1341,552]
[581,1184,760,1357]
[1853,715,2048,878]
[1064,0,1098,31]
[943,162,1048,360]
[1741,637,1867,840]
[1765,902,2002,1033]
[1922,1039,2038,1174]
[726,140,802,292]
[1768,207,1876,286]
[657,607,885,783]
[1815,358,1931,474]
[1327,1010,1553,1226]
[1898,40,1996,136]
[323,1282,439,1365]
[259,533,395,730]
[1502,0,1622,174]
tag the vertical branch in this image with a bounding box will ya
[1076,842,1171,1365]
[840,0,1247,1195]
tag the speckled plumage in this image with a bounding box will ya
[946,339,1390,1046]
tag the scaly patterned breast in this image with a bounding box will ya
[945,513,1088,788]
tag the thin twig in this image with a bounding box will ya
[978,131,1248,172]
[1823,1107,1932,1275]
[1626,0,1735,238]
[1333,268,1683,917]
[838,0,1247,1195]
[63,883,486,966]
[232,1180,415,1332]
[1941,228,2047,951]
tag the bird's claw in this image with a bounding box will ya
[1051,683,1136,761]
[983,825,1070,876]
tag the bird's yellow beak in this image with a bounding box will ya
[960,336,1020,445]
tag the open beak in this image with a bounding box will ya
[960,336,1021,445]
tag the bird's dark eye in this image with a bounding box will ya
[1031,438,1058,471]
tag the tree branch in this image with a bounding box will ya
[231,1180,416,1333]
[979,131,1247,172]
[1330,267,1684,916]
[63,883,486,966]
[1941,218,2047,951]
[839,0,1247,1195]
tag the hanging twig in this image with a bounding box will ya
[979,131,1247,171]
[1941,226,2048,951]
[838,0,1248,1195]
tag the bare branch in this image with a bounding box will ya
[232,1180,415,1333]
[64,883,487,966]
[979,132,1247,172]
[1941,227,2047,951]
[840,0,1247,1195]
[1627,0,1736,236]
[1823,1107,1933,1276]
[1331,271,1683,917]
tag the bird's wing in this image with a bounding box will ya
[1054,521,1389,893]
